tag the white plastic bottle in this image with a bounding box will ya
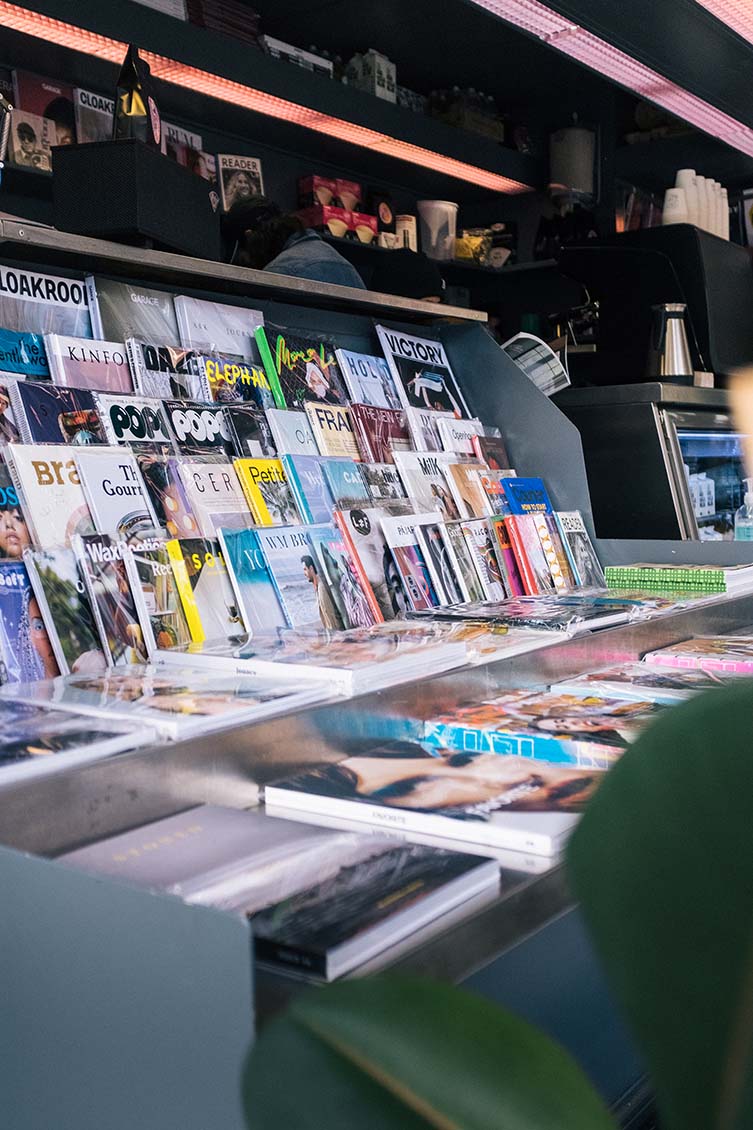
[734,478,753,540]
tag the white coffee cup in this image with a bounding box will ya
[675,169,699,226]
[662,186,688,226]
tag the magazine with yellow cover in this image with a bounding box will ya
[165,537,243,644]
[234,458,300,526]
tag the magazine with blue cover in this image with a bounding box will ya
[255,525,321,629]
[0,559,60,683]
[423,689,665,769]
[218,527,287,635]
[321,458,370,510]
[282,455,335,525]
[502,477,553,515]
[0,328,49,378]
[11,381,107,445]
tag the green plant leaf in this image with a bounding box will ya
[567,679,753,1130]
[244,975,616,1129]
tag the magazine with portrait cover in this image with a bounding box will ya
[320,458,371,511]
[308,523,378,630]
[392,451,461,520]
[334,506,409,622]
[642,636,753,674]
[234,457,301,526]
[335,349,402,411]
[551,662,738,705]
[74,447,161,542]
[253,524,321,629]
[217,527,288,635]
[165,536,244,643]
[477,469,515,517]
[12,70,75,132]
[255,324,348,409]
[554,511,605,588]
[443,463,493,521]
[9,665,327,741]
[415,520,465,605]
[164,400,236,457]
[265,408,319,457]
[0,698,154,787]
[93,392,175,450]
[460,518,508,601]
[218,154,264,212]
[8,109,54,171]
[0,559,60,683]
[9,380,107,446]
[282,455,335,525]
[349,403,410,464]
[380,512,441,612]
[472,433,511,470]
[403,406,452,453]
[23,546,107,675]
[177,458,251,537]
[46,335,134,393]
[305,403,361,460]
[196,351,275,409]
[0,461,31,561]
[0,328,49,379]
[359,463,407,504]
[86,277,179,345]
[73,533,149,667]
[0,264,91,337]
[436,416,484,456]
[7,443,95,549]
[424,689,665,769]
[224,404,277,458]
[174,295,265,359]
[57,804,498,979]
[121,534,192,655]
[73,87,114,143]
[438,520,486,603]
[137,453,200,540]
[0,383,22,443]
[155,622,469,694]
[125,339,210,401]
[487,516,525,597]
[265,740,584,857]
[505,514,557,596]
[375,326,469,418]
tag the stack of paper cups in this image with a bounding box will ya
[675,169,698,226]
[722,188,730,240]
[662,186,688,226]
[696,176,710,231]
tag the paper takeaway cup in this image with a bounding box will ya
[417,200,459,260]
[662,187,688,226]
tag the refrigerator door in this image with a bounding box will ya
[660,409,749,541]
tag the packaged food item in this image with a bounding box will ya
[298,175,338,208]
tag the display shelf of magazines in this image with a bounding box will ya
[1,237,753,1128]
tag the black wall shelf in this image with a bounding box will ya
[615,133,753,194]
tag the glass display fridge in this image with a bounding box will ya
[556,383,749,541]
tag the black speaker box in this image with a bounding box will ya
[52,138,222,261]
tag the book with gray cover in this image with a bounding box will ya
[86,276,179,345]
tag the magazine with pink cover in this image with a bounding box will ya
[45,335,134,394]
[642,636,753,674]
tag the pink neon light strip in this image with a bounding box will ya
[0,1,532,193]
[471,0,753,156]
[693,0,753,46]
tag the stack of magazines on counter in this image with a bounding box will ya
[41,627,753,981]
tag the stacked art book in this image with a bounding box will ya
[59,804,500,980]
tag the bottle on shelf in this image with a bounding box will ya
[734,478,753,540]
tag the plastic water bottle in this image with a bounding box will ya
[734,478,753,540]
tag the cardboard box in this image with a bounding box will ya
[298,174,338,207]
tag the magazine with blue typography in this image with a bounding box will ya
[502,477,553,515]
[282,455,335,525]
[218,527,287,635]
[0,327,49,378]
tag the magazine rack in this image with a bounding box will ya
[1,226,753,1128]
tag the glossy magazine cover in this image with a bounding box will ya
[218,527,287,635]
[0,265,91,337]
[359,463,407,503]
[0,462,31,561]
[126,340,209,401]
[7,443,95,549]
[254,525,321,628]
[174,295,264,358]
[93,393,175,449]
[282,455,335,525]
[424,690,664,768]
[74,534,149,666]
[265,741,587,857]
[555,511,605,587]
[392,451,460,519]
[305,403,361,460]
[0,559,59,682]
[376,326,468,417]
[23,546,107,675]
[265,408,319,457]
[124,535,192,653]
[75,448,161,542]
[137,454,200,540]
[164,401,235,457]
[488,517,525,598]
[415,521,465,605]
[642,636,753,673]
[439,521,485,603]
[403,407,450,453]
[0,383,21,444]
[552,662,736,704]
[177,459,251,537]
[45,335,133,393]
[224,404,277,458]
[197,350,274,408]
[11,382,107,445]
[234,458,301,526]
[444,463,492,521]
[349,403,410,464]
[165,537,244,643]
[86,276,179,345]
[335,507,408,621]
[256,324,348,409]
[336,349,402,411]
[502,476,554,515]
[532,512,574,593]
[0,328,49,378]
[308,523,378,629]
[505,514,557,596]
[460,519,507,600]
[321,459,370,511]
[380,513,440,612]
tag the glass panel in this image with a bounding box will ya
[677,428,749,541]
